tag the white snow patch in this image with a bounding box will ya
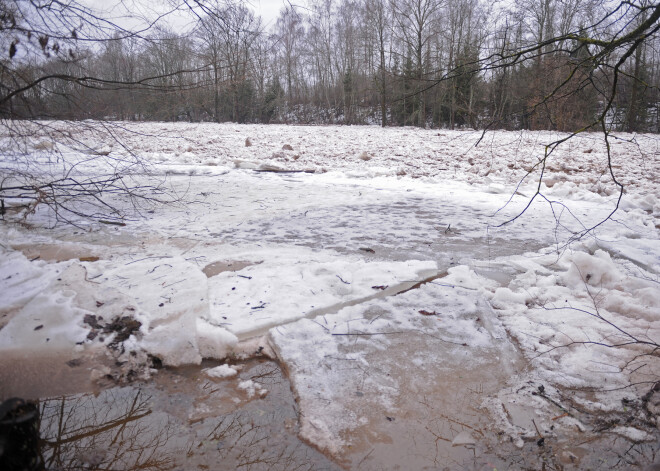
[237,379,268,398]
[204,364,238,379]
[611,426,655,442]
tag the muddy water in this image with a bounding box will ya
[14,355,659,471]
[341,335,521,470]
[34,360,340,471]
[336,332,660,471]
[0,350,99,399]
[11,243,102,263]
[202,260,260,278]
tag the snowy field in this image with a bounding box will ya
[1,122,659,468]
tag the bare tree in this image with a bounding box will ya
[474,1,660,236]
[307,0,338,118]
[195,5,226,122]
[391,0,443,127]
[273,4,305,105]
[0,1,193,225]
[364,0,391,126]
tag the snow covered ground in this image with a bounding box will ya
[1,122,659,468]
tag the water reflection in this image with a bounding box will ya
[39,389,175,470]
[31,357,659,470]
[37,360,339,471]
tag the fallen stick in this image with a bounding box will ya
[336,275,351,284]
[99,220,126,226]
[532,391,576,417]
[552,412,569,421]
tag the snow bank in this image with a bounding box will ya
[471,240,660,443]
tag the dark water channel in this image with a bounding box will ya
[30,360,339,471]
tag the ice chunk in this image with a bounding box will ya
[451,431,476,447]
[205,364,238,379]
[611,426,655,442]
[196,319,238,359]
[238,379,267,398]
[0,289,88,352]
[139,316,201,366]
[562,250,624,288]
[104,257,209,366]
[233,159,259,169]
[208,254,437,339]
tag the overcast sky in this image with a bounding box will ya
[251,0,287,27]
[80,0,289,32]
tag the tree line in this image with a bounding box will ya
[1,0,659,132]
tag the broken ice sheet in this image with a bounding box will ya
[206,249,437,339]
[269,279,519,460]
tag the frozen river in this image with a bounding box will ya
[1,123,658,469]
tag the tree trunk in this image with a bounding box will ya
[627,43,643,132]
[214,63,219,122]
[380,35,387,127]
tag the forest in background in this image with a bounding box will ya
[1,0,659,132]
